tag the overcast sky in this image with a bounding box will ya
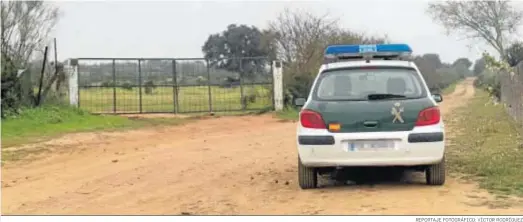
[51,0,521,64]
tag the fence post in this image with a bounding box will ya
[269,60,275,110]
[172,59,178,113]
[112,59,116,113]
[206,59,213,113]
[239,58,245,111]
[138,59,143,113]
[272,60,283,111]
[67,59,79,108]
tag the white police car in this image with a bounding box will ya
[294,44,445,189]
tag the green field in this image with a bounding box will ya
[79,84,273,113]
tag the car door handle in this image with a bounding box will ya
[363,121,379,128]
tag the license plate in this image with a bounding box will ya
[346,140,395,151]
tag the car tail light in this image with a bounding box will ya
[415,107,440,126]
[300,109,326,129]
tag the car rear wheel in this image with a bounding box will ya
[425,156,446,185]
[298,157,318,189]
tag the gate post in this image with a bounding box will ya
[67,58,79,107]
[206,59,213,113]
[112,59,116,113]
[272,60,283,111]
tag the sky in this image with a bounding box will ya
[50,0,520,64]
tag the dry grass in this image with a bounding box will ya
[446,90,523,197]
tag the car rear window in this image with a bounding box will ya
[313,67,426,101]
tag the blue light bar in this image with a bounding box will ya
[324,44,413,58]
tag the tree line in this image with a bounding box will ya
[199,9,478,106]
[76,58,272,88]
[426,1,523,98]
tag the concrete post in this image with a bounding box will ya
[272,60,283,111]
[66,59,79,107]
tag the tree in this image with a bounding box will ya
[0,1,60,116]
[506,41,523,66]
[427,1,522,59]
[452,57,473,78]
[452,58,473,69]
[268,8,387,105]
[201,24,274,79]
[414,53,445,90]
[1,1,60,67]
[473,57,487,76]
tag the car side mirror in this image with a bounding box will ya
[432,94,443,103]
[294,98,306,107]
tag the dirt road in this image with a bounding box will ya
[2,78,522,215]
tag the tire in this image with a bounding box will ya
[298,157,318,189]
[425,156,446,185]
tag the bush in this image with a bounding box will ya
[144,80,156,94]
[283,72,314,107]
[222,76,240,88]
[1,54,24,118]
[101,81,114,87]
[474,70,500,98]
[196,76,207,85]
[120,82,133,90]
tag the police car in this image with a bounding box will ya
[295,44,445,189]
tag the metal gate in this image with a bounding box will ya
[76,57,274,114]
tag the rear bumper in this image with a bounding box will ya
[297,128,445,167]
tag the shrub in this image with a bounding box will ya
[120,82,133,90]
[1,54,24,118]
[101,81,114,87]
[474,70,501,98]
[144,80,155,94]
[283,72,314,107]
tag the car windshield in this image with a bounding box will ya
[314,67,425,101]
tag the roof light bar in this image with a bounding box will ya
[323,44,413,63]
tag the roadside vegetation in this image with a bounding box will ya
[1,105,188,148]
[446,90,523,197]
[441,81,458,95]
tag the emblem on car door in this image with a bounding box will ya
[391,102,404,123]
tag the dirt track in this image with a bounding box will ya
[2,78,523,215]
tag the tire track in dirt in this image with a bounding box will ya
[2,78,522,215]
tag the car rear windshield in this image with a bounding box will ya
[313,67,426,101]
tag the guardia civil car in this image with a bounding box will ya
[295,44,445,189]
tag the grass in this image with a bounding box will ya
[275,107,300,121]
[446,89,523,197]
[1,105,188,148]
[79,85,272,113]
[441,82,458,95]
